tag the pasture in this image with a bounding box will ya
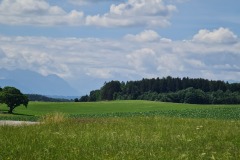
[1,101,240,159]
[1,100,240,120]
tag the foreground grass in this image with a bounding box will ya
[1,115,240,159]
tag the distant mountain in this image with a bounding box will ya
[0,68,79,96]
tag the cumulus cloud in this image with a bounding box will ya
[85,68,113,79]
[185,59,206,68]
[0,36,127,79]
[0,0,64,15]
[0,0,84,26]
[192,27,238,44]
[86,0,177,27]
[126,48,158,72]
[157,54,184,74]
[124,30,173,43]
[0,48,6,58]
[0,36,70,77]
[124,30,160,42]
[69,0,124,5]
[0,0,177,27]
[0,28,239,86]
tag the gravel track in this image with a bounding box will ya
[0,120,40,126]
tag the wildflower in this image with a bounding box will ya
[196,125,203,130]
[201,153,206,156]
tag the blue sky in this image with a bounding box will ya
[0,0,239,95]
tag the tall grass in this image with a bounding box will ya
[1,115,240,159]
[40,112,66,124]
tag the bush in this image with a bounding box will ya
[184,88,209,104]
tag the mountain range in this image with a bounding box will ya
[0,68,79,96]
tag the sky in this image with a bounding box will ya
[0,0,240,95]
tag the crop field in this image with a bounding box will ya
[1,100,240,159]
[1,100,240,120]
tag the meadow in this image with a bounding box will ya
[1,101,240,159]
[1,100,240,120]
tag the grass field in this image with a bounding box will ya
[1,101,240,159]
[2,100,216,115]
[1,100,240,120]
[1,115,240,159]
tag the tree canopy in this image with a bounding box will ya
[78,76,240,104]
[0,86,29,114]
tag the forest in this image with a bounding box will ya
[26,94,71,102]
[78,76,240,104]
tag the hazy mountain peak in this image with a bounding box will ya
[0,68,79,96]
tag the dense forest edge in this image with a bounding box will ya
[26,94,71,102]
[78,76,240,104]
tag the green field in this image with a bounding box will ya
[1,101,240,159]
[2,100,215,115]
[1,100,240,120]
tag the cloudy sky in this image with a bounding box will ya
[0,0,239,95]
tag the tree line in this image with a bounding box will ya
[78,76,240,104]
[26,94,71,102]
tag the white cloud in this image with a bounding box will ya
[0,48,6,58]
[0,0,66,15]
[0,36,70,77]
[0,0,176,27]
[192,27,238,44]
[86,0,176,27]
[85,68,113,79]
[0,0,84,26]
[157,54,184,73]
[126,48,157,72]
[0,28,240,89]
[110,0,176,17]
[185,59,206,68]
[68,0,123,6]
[124,30,173,43]
[160,38,172,43]
[124,30,160,42]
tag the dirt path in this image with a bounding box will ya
[0,120,40,126]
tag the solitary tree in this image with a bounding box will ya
[0,86,29,114]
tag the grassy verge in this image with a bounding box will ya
[0,115,240,159]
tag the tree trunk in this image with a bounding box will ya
[8,107,14,114]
